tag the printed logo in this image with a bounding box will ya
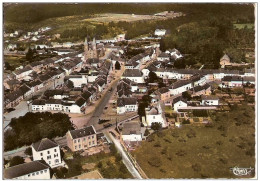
[230,166,254,176]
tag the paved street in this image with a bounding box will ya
[104,131,142,179]
[85,79,120,128]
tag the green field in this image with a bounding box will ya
[4,55,26,68]
[233,23,254,29]
[133,104,255,178]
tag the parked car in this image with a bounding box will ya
[103,123,112,128]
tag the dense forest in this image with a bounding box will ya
[4,3,255,69]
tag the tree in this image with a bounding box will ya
[67,80,74,88]
[182,91,191,101]
[147,71,158,83]
[9,156,25,167]
[151,122,162,131]
[5,62,14,71]
[159,38,166,52]
[115,61,121,70]
[144,129,150,136]
[26,48,34,61]
[24,147,32,156]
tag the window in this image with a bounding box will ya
[47,151,50,154]
[78,139,80,143]
[40,153,43,156]
[88,136,90,140]
[54,154,58,158]
[89,142,91,146]
[83,138,86,141]
[79,144,81,149]
[55,159,59,163]
[41,157,43,160]
[41,171,43,174]
[92,136,94,139]
[28,174,30,177]
[75,146,77,150]
[92,141,95,144]
[36,172,39,175]
[54,149,57,152]
[44,170,47,173]
[32,173,35,176]
[74,140,77,143]
[49,161,51,165]
[47,155,51,159]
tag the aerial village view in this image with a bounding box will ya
[3,3,256,179]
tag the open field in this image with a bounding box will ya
[233,23,254,29]
[82,13,169,23]
[4,55,26,68]
[133,104,255,179]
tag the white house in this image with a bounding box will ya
[4,160,51,179]
[32,138,63,168]
[172,96,188,112]
[117,97,138,114]
[121,69,145,84]
[201,95,219,106]
[121,121,142,142]
[154,29,166,36]
[87,72,99,83]
[145,102,167,128]
[66,75,88,88]
[157,52,170,61]
[165,49,183,59]
[13,66,33,80]
[169,79,193,95]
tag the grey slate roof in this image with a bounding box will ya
[75,97,86,107]
[201,95,219,100]
[122,121,141,135]
[69,126,96,139]
[172,96,187,105]
[122,69,142,77]
[117,97,137,107]
[32,138,58,151]
[158,87,170,94]
[4,160,50,179]
[32,99,46,105]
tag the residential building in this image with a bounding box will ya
[121,69,144,84]
[154,29,166,36]
[201,95,219,106]
[66,126,97,152]
[117,97,138,114]
[4,160,51,179]
[121,121,142,142]
[156,87,171,101]
[172,96,188,112]
[220,54,231,68]
[32,138,62,168]
[145,102,167,127]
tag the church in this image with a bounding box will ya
[84,37,105,61]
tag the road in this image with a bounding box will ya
[86,79,120,127]
[104,131,142,179]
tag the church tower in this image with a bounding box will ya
[92,37,98,58]
[84,37,88,62]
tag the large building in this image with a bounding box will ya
[84,37,98,61]
[66,126,97,152]
[4,160,51,179]
[32,138,63,168]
